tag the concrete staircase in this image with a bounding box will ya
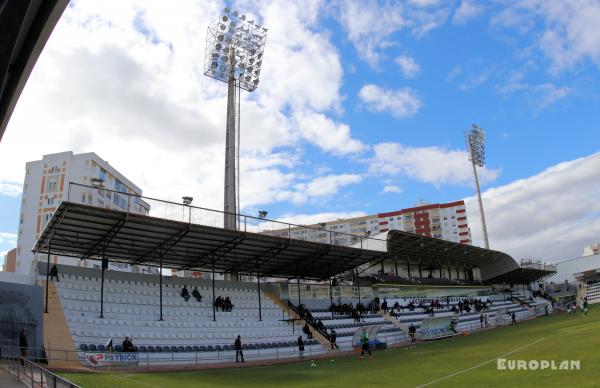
[264,293,332,351]
[380,310,410,336]
[40,281,82,369]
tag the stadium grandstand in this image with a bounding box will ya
[0,182,558,375]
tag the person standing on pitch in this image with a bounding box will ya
[408,323,416,342]
[511,311,517,325]
[359,328,372,360]
[330,329,339,350]
[298,336,305,359]
[234,335,244,363]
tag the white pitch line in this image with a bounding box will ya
[108,372,164,388]
[415,337,545,388]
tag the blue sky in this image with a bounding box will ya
[1,0,600,263]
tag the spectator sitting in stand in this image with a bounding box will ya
[381,299,388,314]
[192,287,202,302]
[122,336,135,352]
[181,285,190,302]
[214,296,224,311]
[224,296,233,312]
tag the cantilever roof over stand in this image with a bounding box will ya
[34,202,387,280]
[386,230,520,282]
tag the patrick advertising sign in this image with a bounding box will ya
[85,352,139,366]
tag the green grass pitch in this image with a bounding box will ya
[61,310,600,387]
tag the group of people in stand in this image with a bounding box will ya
[180,285,203,302]
[180,286,234,312]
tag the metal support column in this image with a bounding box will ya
[44,239,52,314]
[212,261,216,321]
[407,261,411,278]
[329,278,333,318]
[418,263,423,278]
[456,267,460,279]
[381,261,385,275]
[159,258,163,321]
[355,268,361,304]
[394,261,399,277]
[257,263,262,321]
[448,266,452,279]
[295,276,301,306]
[100,254,105,319]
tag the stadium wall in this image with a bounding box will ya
[0,280,44,358]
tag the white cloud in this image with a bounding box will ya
[335,0,450,67]
[358,84,422,118]
[292,174,362,201]
[497,72,572,111]
[276,211,367,226]
[0,232,17,246]
[395,55,421,78]
[294,111,367,155]
[453,0,484,25]
[0,0,364,214]
[369,142,500,186]
[0,180,22,197]
[492,0,600,73]
[466,151,600,262]
[534,83,572,110]
[336,0,406,67]
[457,70,492,91]
[242,172,363,207]
[408,0,440,7]
[382,185,403,194]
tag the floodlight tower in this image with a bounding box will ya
[204,8,267,230]
[465,124,490,249]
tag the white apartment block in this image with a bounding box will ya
[266,200,471,247]
[16,151,151,275]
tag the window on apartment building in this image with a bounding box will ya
[47,197,54,205]
[81,193,86,203]
[115,179,128,194]
[46,179,57,192]
[99,168,107,182]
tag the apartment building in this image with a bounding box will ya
[266,200,471,247]
[15,151,151,274]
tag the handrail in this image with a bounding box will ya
[2,346,81,388]
[287,301,330,340]
[65,182,387,246]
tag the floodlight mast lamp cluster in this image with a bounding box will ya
[465,124,490,249]
[204,7,267,230]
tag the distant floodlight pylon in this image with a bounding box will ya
[465,124,489,249]
[204,8,267,230]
